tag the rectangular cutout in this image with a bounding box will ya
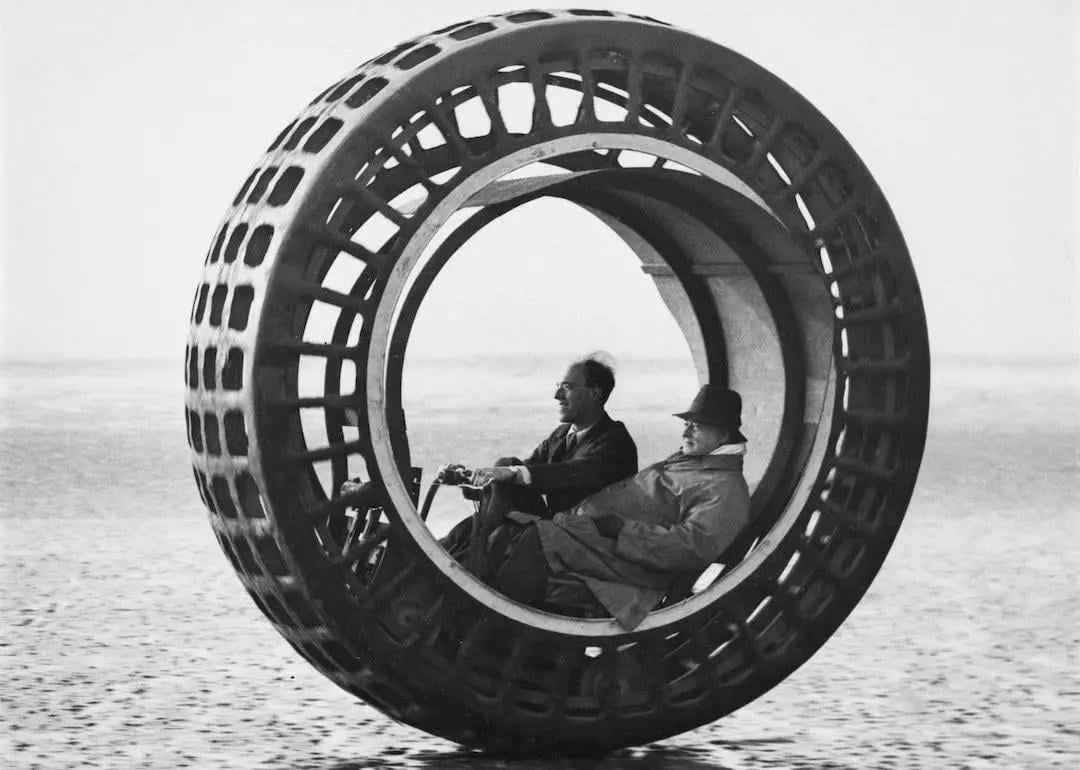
[208,286,227,327]
[454,93,492,138]
[203,413,221,456]
[345,77,387,109]
[210,475,237,518]
[228,286,255,331]
[244,225,273,266]
[187,346,199,389]
[303,118,343,153]
[194,283,210,323]
[268,166,304,206]
[351,210,399,253]
[236,472,267,519]
[222,348,244,390]
[202,346,217,390]
[497,81,534,135]
[223,410,248,455]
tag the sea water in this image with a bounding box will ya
[1,356,1077,768]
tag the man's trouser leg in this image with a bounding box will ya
[439,456,547,574]
[489,525,549,606]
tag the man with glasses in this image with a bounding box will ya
[441,354,639,575]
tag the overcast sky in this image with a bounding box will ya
[1,0,1076,362]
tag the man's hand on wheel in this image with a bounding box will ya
[470,466,515,486]
[438,463,476,485]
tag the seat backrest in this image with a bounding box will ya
[656,534,751,608]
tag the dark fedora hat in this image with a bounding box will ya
[674,385,748,443]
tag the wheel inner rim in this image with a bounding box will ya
[366,132,835,636]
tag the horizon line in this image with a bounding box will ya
[2,352,1078,367]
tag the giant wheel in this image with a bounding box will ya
[185,10,929,755]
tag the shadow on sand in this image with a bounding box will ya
[319,737,799,769]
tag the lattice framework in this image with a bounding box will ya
[184,10,929,754]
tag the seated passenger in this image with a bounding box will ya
[439,354,638,576]
[484,385,751,630]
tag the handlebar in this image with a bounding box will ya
[344,464,481,525]
[436,463,475,486]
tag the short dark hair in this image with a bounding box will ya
[576,355,615,404]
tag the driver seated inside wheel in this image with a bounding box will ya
[480,385,751,631]
[438,354,638,571]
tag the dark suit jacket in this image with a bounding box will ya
[522,413,638,514]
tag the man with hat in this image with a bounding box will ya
[482,384,752,630]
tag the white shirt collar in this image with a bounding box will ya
[710,442,747,456]
[569,413,604,440]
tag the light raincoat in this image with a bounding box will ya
[530,452,750,629]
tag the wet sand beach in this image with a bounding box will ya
[1,358,1077,768]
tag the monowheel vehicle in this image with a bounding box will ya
[184,9,929,755]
